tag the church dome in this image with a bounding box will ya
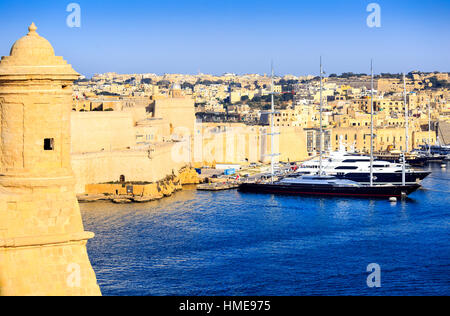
[171,83,181,90]
[9,23,56,64]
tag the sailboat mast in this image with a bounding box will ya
[319,57,323,176]
[271,62,275,183]
[401,73,408,186]
[370,60,374,187]
[428,103,432,155]
[370,60,374,186]
[404,73,409,153]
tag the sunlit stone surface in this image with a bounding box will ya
[0,23,101,296]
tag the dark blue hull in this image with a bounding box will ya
[337,171,431,184]
[375,155,428,166]
[239,183,421,198]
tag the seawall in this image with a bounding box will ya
[71,143,187,194]
[80,167,200,203]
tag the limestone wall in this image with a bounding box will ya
[70,111,198,194]
[153,97,196,134]
[439,121,450,144]
[70,113,311,195]
[194,123,310,165]
[0,179,101,296]
[0,240,100,296]
[278,127,309,162]
[197,124,265,164]
[85,183,166,199]
[71,143,187,194]
[122,105,149,122]
[71,112,135,153]
[83,168,199,199]
[135,118,171,143]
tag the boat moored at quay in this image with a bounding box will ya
[238,60,424,199]
[239,175,421,198]
[294,151,431,185]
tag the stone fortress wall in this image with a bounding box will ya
[439,121,450,145]
[71,112,135,153]
[70,98,193,194]
[195,123,309,166]
[71,142,186,194]
[69,112,312,194]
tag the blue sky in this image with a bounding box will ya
[0,0,448,77]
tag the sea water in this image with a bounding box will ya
[81,163,450,296]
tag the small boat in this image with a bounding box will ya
[238,175,421,198]
[374,152,429,166]
[411,145,449,163]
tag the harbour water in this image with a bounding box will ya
[81,163,450,296]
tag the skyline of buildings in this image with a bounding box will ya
[71,70,449,162]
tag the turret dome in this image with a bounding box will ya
[9,23,56,63]
[0,23,79,78]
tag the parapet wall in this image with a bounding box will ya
[71,143,187,194]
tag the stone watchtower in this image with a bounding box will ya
[0,24,101,296]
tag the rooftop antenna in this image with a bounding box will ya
[370,59,374,187]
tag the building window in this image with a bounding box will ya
[44,138,54,151]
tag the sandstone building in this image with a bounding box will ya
[0,24,101,296]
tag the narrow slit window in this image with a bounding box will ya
[44,138,54,151]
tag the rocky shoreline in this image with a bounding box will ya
[77,167,201,204]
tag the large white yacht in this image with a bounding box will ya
[294,151,430,185]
